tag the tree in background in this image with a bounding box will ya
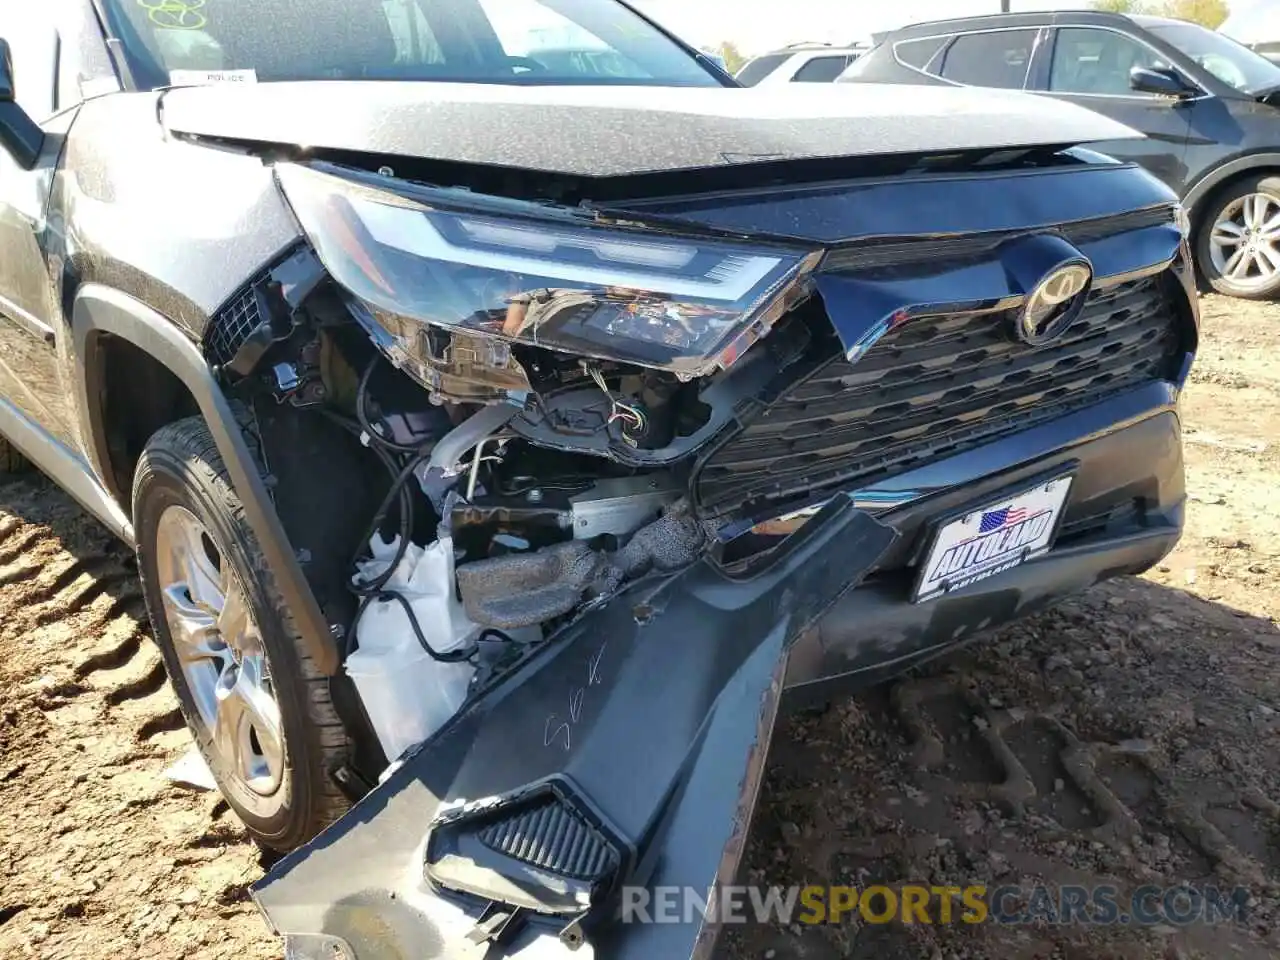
[1091,0,1229,28]
[1162,0,1229,29]
[716,41,747,74]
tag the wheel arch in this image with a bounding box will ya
[71,283,340,675]
[1183,153,1280,227]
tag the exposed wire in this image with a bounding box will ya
[465,437,507,501]
[344,449,484,663]
[360,591,475,663]
[319,408,416,658]
[349,449,432,595]
[608,402,645,431]
[356,355,431,454]
[587,366,644,431]
[323,393,498,664]
[323,371,518,665]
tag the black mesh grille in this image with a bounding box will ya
[477,797,615,880]
[695,276,1183,516]
[204,276,268,369]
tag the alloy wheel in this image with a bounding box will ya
[154,505,285,800]
[1208,192,1280,292]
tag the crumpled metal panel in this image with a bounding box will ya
[253,501,896,959]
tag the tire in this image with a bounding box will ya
[0,436,27,474]
[1195,174,1280,300]
[133,416,350,850]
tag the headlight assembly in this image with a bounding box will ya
[275,163,819,380]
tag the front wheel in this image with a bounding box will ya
[133,417,350,850]
[1196,175,1280,299]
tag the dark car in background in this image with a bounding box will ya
[844,11,1280,299]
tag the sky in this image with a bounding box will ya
[628,0,1247,56]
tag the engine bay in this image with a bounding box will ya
[210,243,801,770]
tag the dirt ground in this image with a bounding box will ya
[1,295,1279,960]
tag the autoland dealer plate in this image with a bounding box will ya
[913,474,1074,603]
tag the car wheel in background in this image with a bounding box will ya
[132,416,350,850]
[1197,175,1280,300]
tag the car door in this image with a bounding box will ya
[1036,25,1193,190]
[0,9,80,450]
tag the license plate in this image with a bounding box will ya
[913,475,1074,603]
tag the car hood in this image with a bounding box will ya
[159,81,1141,178]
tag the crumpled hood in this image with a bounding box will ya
[159,80,1141,178]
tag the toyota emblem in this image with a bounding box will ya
[1017,262,1093,345]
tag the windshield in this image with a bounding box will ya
[101,0,720,89]
[1149,21,1280,94]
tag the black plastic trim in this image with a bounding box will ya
[1184,151,1280,213]
[70,283,340,674]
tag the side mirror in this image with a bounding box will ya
[1130,65,1196,100]
[0,39,43,169]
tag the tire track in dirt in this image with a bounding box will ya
[0,476,275,960]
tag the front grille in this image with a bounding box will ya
[695,276,1183,517]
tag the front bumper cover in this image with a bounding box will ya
[254,407,1184,960]
[254,498,898,960]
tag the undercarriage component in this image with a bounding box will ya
[456,510,706,628]
[568,475,681,540]
[450,474,683,558]
[456,540,610,629]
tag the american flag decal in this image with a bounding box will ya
[979,506,1029,534]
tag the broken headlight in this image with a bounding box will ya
[275,163,818,380]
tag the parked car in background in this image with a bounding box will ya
[843,11,1280,299]
[736,41,870,85]
[1221,0,1280,65]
